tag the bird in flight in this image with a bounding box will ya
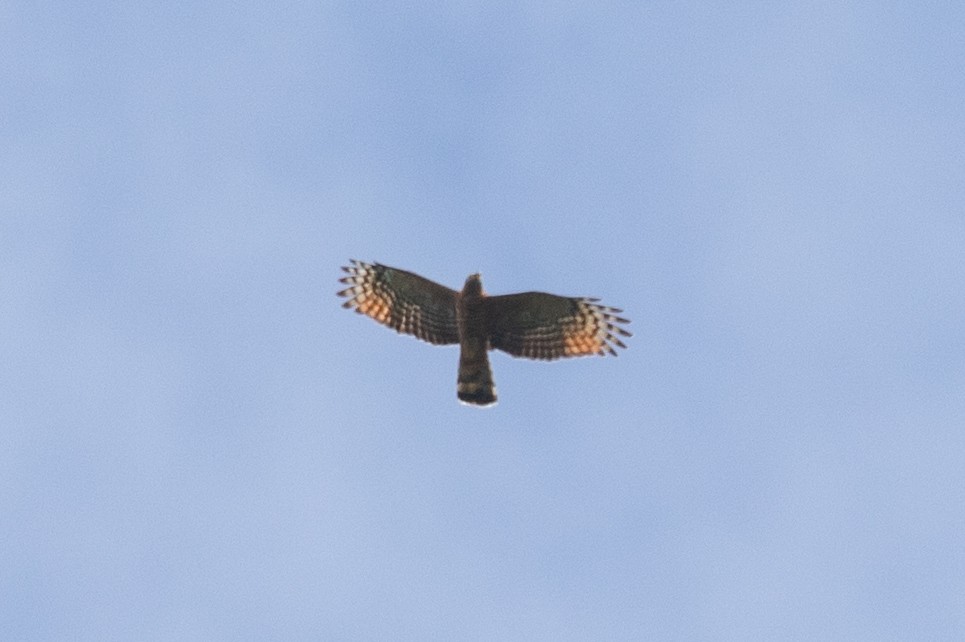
[338,260,631,406]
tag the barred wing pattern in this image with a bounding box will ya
[338,260,459,345]
[338,260,631,405]
[485,292,631,360]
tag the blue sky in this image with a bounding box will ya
[4,2,965,639]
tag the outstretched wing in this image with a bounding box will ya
[485,292,631,360]
[338,260,459,345]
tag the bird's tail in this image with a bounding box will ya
[457,340,496,407]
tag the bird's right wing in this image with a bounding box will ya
[338,260,460,345]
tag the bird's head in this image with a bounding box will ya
[462,272,485,297]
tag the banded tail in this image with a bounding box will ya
[457,340,497,406]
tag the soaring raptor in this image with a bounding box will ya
[338,260,630,406]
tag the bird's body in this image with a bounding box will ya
[338,260,630,406]
[455,274,496,405]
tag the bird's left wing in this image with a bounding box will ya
[484,292,631,360]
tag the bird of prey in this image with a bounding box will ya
[338,260,630,406]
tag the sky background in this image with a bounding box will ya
[3,2,965,639]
